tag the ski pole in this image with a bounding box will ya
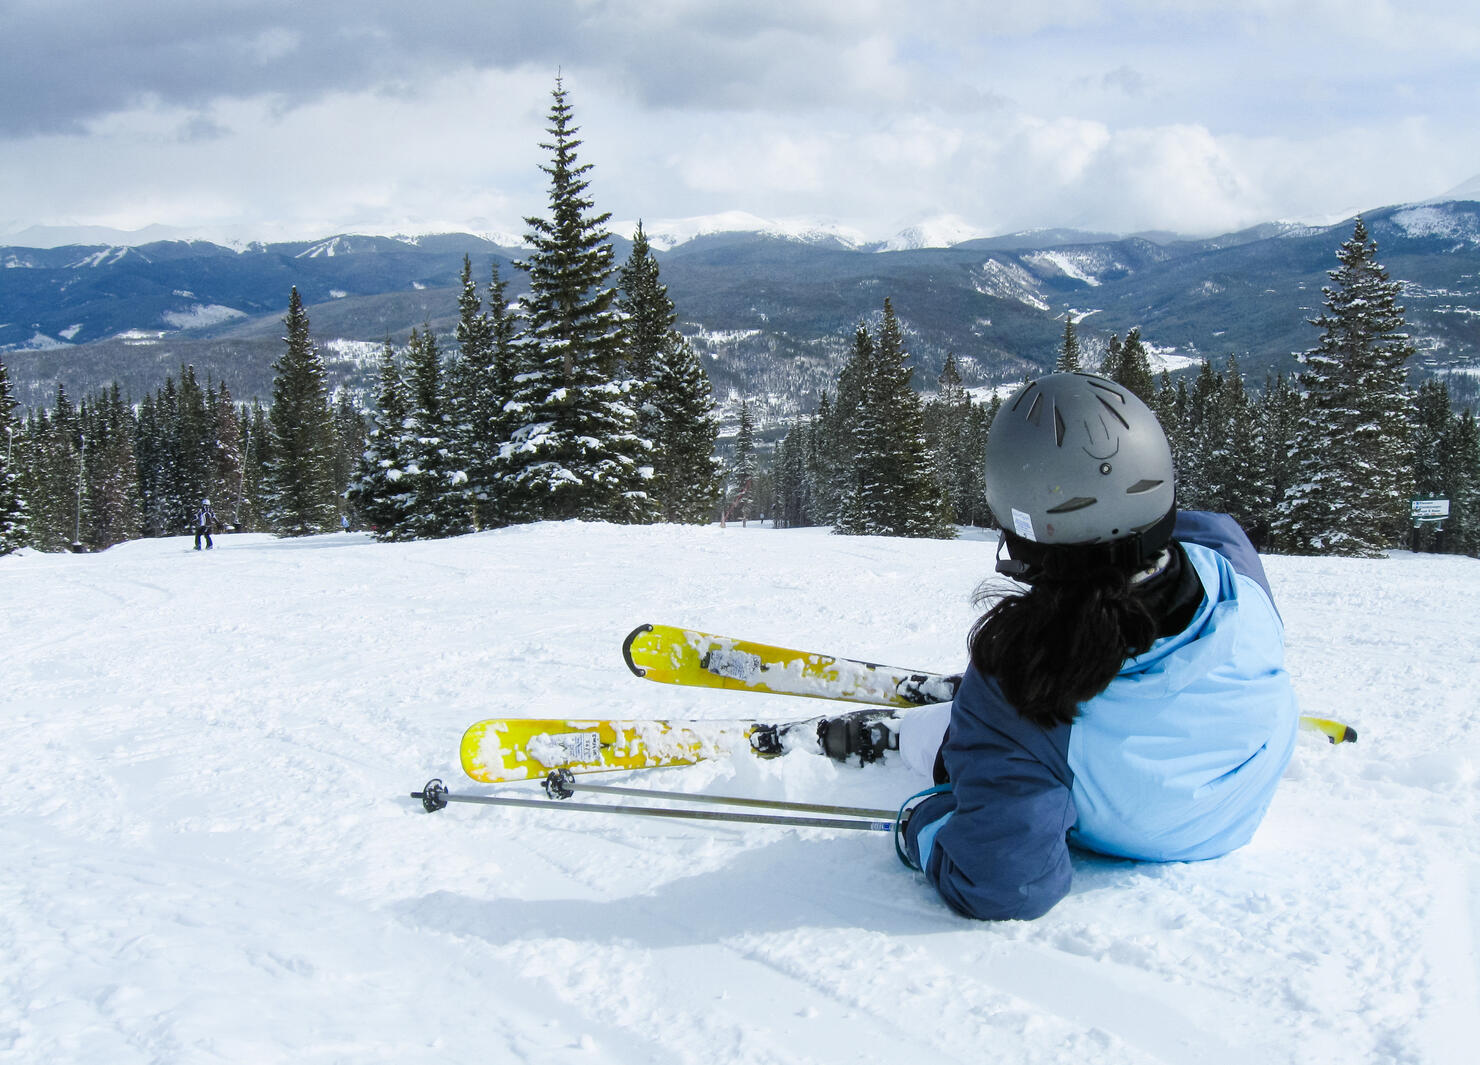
[412,779,894,832]
[539,768,897,817]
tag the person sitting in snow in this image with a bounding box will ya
[194,498,217,551]
[822,372,1300,920]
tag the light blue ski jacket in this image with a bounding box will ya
[902,512,1300,920]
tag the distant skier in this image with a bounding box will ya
[194,498,217,551]
[822,372,1300,920]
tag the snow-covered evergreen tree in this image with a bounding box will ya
[727,400,758,524]
[209,382,245,527]
[450,255,516,528]
[173,365,212,528]
[618,223,721,523]
[265,287,340,536]
[401,325,471,539]
[1443,407,1480,555]
[1255,371,1302,551]
[350,340,415,539]
[922,353,991,527]
[1277,218,1416,555]
[0,353,29,554]
[238,401,271,533]
[500,78,654,524]
[81,385,140,549]
[1108,328,1155,404]
[836,300,954,539]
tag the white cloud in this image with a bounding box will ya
[4,1,1480,242]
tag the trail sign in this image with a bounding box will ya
[1411,499,1450,522]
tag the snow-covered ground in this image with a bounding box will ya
[2,523,1477,1065]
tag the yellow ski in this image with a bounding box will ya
[622,623,958,707]
[459,717,752,783]
[622,622,1358,744]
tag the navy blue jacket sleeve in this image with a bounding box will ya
[1173,510,1275,604]
[903,668,1078,920]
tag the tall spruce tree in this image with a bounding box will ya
[923,353,990,527]
[618,222,721,523]
[500,77,654,523]
[0,353,28,553]
[82,385,141,548]
[265,287,340,535]
[350,339,416,539]
[1442,407,1480,555]
[1056,314,1082,372]
[1113,328,1156,403]
[1277,218,1416,555]
[174,366,212,527]
[1255,372,1302,551]
[450,255,509,528]
[728,400,758,524]
[209,382,245,525]
[401,325,471,539]
[836,300,954,538]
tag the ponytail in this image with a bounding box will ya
[969,560,1159,729]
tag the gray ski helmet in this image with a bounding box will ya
[984,372,1174,546]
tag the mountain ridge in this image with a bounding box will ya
[5,199,1479,418]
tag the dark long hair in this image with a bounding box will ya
[969,555,1160,729]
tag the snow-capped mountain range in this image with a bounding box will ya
[5,191,1480,418]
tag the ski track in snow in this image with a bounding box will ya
[2,523,1478,1064]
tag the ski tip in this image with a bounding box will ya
[621,623,654,677]
[1336,725,1358,744]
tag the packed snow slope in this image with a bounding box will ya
[3,523,1478,1065]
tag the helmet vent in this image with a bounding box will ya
[1125,478,1164,494]
[1024,390,1044,424]
[1096,394,1131,430]
[1053,407,1066,446]
[1046,496,1097,514]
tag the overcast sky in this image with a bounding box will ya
[3,0,1479,246]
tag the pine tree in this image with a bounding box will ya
[1099,334,1124,382]
[140,378,182,535]
[1115,328,1156,403]
[1207,357,1265,531]
[923,354,990,527]
[1442,407,1480,555]
[266,287,340,536]
[82,385,141,548]
[619,222,721,523]
[836,300,954,538]
[21,387,83,550]
[350,339,415,539]
[1255,372,1301,551]
[208,382,245,527]
[450,255,509,528]
[236,401,272,533]
[500,77,654,524]
[1056,314,1082,373]
[401,325,471,539]
[174,365,212,527]
[728,400,758,524]
[1277,218,1416,555]
[0,353,29,553]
